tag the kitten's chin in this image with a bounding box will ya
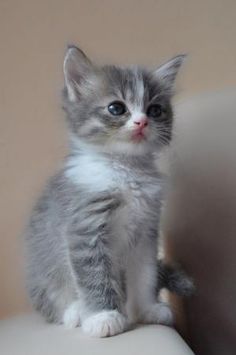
[70,135,161,156]
[105,140,151,155]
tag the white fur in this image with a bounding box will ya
[140,302,173,326]
[65,152,117,192]
[63,301,80,328]
[82,310,128,337]
[136,77,145,105]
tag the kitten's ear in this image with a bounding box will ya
[153,54,187,95]
[63,45,93,101]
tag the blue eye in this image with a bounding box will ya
[108,101,127,116]
[147,104,162,118]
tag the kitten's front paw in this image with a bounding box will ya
[82,310,128,337]
[63,301,80,328]
[141,303,173,326]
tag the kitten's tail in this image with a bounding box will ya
[157,260,195,296]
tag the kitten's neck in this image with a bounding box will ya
[65,136,163,189]
[68,135,157,164]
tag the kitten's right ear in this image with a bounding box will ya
[63,45,93,101]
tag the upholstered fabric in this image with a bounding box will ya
[163,90,236,354]
[0,313,194,355]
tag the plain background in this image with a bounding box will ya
[1,0,236,319]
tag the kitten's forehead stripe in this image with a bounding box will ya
[102,66,149,109]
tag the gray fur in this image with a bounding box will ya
[157,261,195,296]
[25,46,187,334]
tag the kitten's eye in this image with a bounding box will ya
[108,101,127,116]
[147,104,162,118]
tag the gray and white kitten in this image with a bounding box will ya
[26,46,186,337]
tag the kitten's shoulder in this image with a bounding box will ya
[32,169,79,214]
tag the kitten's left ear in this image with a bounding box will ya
[153,54,187,95]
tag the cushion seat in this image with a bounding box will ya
[0,313,194,355]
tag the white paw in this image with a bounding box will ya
[82,310,128,337]
[141,303,174,326]
[63,301,80,328]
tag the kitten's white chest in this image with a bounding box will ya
[65,153,162,249]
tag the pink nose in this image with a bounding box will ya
[134,117,148,129]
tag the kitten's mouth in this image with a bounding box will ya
[131,130,146,142]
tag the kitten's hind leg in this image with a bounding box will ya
[126,236,173,326]
[140,302,173,326]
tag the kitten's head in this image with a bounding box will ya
[63,45,185,155]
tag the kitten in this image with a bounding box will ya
[25,45,186,337]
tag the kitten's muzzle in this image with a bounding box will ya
[134,117,148,129]
[132,117,148,140]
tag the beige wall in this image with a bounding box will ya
[1,0,236,319]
